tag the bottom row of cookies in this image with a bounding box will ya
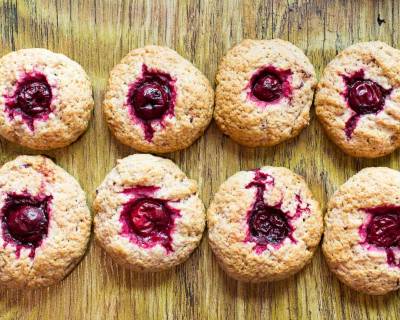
[0,154,398,295]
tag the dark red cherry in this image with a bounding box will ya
[129,199,171,237]
[120,188,181,253]
[131,83,169,120]
[366,212,400,248]
[15,77,52,117]
[6,205,48,245]
[127,65,176,141]
[249,203,290,244]
[348,80,384,115]
[252,73,282,102]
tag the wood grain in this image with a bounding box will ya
[0,0,399,319]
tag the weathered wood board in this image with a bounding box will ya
[0,0,399,319]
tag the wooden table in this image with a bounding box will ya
[0,1,399,319]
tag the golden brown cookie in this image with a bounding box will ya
[0,48,94,150]
[103,46,214,153]
[323,167,400,295]
[208,167,323,282]
[93,154,205,271]
[214,39,316,147]
[316,41,400,158]
[0,156,91,288]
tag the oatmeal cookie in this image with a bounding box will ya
[0,48,94,150]
[93,154,205,271]
[214,39,316,147]
[103,46,214,153]
[316,41,400,158]
[0,155,91,288]
[207,167,323,282]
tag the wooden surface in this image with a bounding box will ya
[0,0,399,319]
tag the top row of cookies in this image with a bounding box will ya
[0,40,398,158]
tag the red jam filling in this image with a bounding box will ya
[248,204,290,245]
[360,206,400,267]
[245,170,295,253]
[4,73,53,130]
[247,66,292,105]
[1,193,52,258]
[127,65,176,141]
[343,70,391,138]
[120,186,180,253]
[245,170,310,253]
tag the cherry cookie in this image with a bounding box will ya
[93,154,205,271]
[214,39,317,147]
[103,46,214,153]
[0,156,91,288]
[0,48,94,150]
[323,168,400,295]
[207,167,323,282]
[316,42,400,158]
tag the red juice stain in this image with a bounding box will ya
[246,66,292,106]
[4,72,53,131]
[1,192,52,258]
[342,70,391,139]
[244,169,309,254]
[126,65,177,141]
[120,186,180,253]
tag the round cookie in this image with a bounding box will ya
[93,154,205,271]
[316,41,400,158]
[214,39,317,147]
[207,167,323,282]
[0,48,94,150]
[323,167,400,295]
[0,155,91,288]
[103,46,214,153]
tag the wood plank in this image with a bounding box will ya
[0,0,399,319]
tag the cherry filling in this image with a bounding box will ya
[361,206,400,267]
[343,70,391,138]
[366,213,400,247]
[249,202,290,245]
[120,187,180,253]
[129,199,171,235]
[244,170,297,253]
[127,65,176,141]
[132,83,169,120]
[252,73,282,102]
[348,80,384,115]
[248,66,292,104]
[7,205,47,244]
[5,73,53,130]
[1,193,51,258]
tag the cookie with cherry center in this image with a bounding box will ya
[93,154,205,271]
[214,39,317,147]
[207,167,323,282]
[103,46,214,153]
[0,48,94,150]
[323,167,400,295]
[316,41,400,158]
[0,155,91,288]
